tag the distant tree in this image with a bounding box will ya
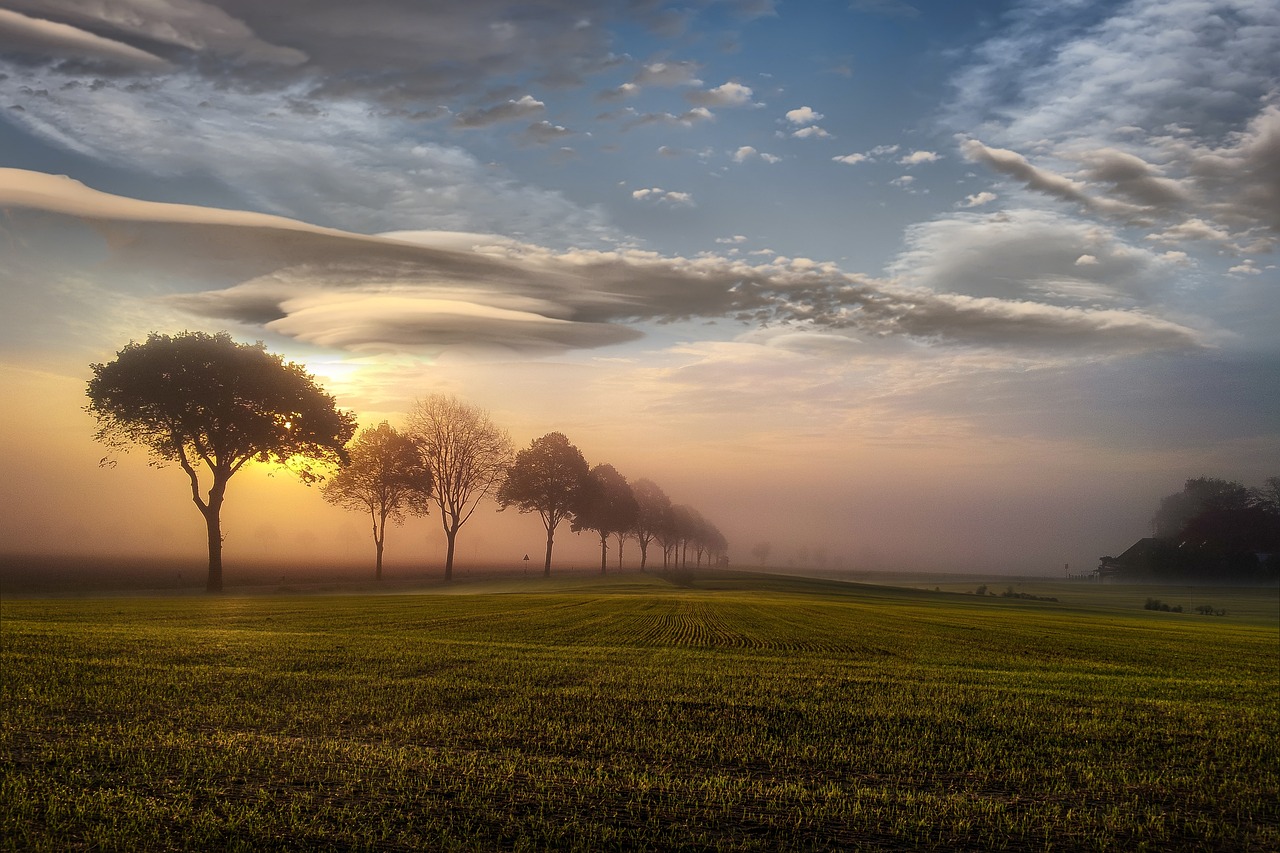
[703,522,728,567]
[86,331,356,592]
[751,541,772,567]
[670,504,702,569]
[573,464,639,573]
[405,394,513,581]
[630,478,673,571]
[321,422,431,581]
[1153,477,1252,538]
[1251,477,1280,514]
[497,432,589,577]
[614,530,633,570]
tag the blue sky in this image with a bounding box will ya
[0,0,1276,573]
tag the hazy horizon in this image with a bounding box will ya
[2,1,1277,581]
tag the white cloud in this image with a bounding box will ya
[1228,260,1262,276]
[686,81,754,107]
[960,191,997,207]
[716,235,748,244]
[1,170,1204,356]
[784,106,823,125]
[832,153,869,165]
[1074,254,1098,266]
[732,146,780,164]
[899,150,941,165]
[890,175,914,187]
[631,187,695,206]
[792,125,831,140]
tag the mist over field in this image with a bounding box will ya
[2,1,1278,583]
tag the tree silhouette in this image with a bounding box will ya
[630,478,672,571]
[86,332,356,592]
[405,394,512,581]
[321,422,431,581]
[751,541,772,567]
[498,432,589,577]
[572,464,638,574]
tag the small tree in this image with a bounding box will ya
[572,464,639,573]
[497,432,589,577]
[405,394,513,582]
[631,478,672,571]
[86,331,356,592]
[321,422,431,581]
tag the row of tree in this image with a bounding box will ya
[86,332,727,592]
[322,413,728,582]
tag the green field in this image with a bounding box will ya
[2,572,1277,851]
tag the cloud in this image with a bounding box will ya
[0,70,611,244]
[792,126,831,140]
[899,150,940,165]
[2,0,306,67]
[890,175,914,188]
[597,82,640,101]
[633,60,702,87]
[453,94,545,128]
[784,106,823,125]
[949,0,1280,257]
[631,187,695,206]
[2,170,1208,358]
[521,120,574,145]
[623,107,714,130]
[686,81,754,107]
[732,146,780,164]
[960,191,997,207]
[961,139,1093,208]
[832,153,868,165]
[0,9,172,69]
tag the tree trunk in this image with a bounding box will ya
[373,514,385,581]
[201,496,224,593]
[444,527,457,582]
[543,527,554,577]
[639,539,648,571]
[599,533,608,573]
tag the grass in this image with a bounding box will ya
[2,571,1277,850]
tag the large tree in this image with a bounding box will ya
[86,331,356,592]
[497,432,590,577]
[405,394,513,581]
[630,478,672,571]
[572,464,638,574]
[321,422,431,581]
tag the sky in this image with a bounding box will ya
[1,0,1277,577]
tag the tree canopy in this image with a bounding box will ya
[498,432,590,576]
[572,463,638,573]
[321,422,431,580]
[86,331,356,591]
[405,394,513,581]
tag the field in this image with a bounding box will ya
[2,572,1277,851]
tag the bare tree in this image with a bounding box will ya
[572,464,639,574]
[631,478,672,571]
[321,422,431,581]
[405,394,513,581]
[86,332,356,592]
[497,432,589,577]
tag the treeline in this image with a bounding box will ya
[86,332,729,591]
[323,400,729,580]
[1124,476,1280,581]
